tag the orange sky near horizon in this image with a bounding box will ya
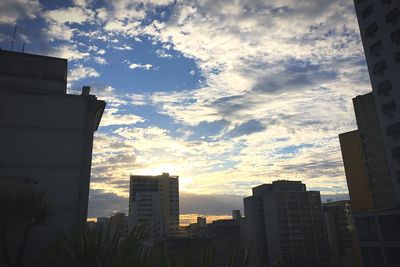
[87,213,232,227]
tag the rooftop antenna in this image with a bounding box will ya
[10,25,17,51]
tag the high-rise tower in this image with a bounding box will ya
[353,0,400,206]
[128,173,179,237]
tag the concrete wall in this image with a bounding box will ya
[0,51,105,265]
[0,50,67,94]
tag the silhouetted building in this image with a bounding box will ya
[197,216,207,227]
[184,217,207,238]
[354,93,394,208]
[97,217,110,227]
[232,210,242,220]
[244,181,330,267]
[353,0,400,207]
[347,2,400,265]
[0,50,105,265]
[128,173,179,237]
[232,209,246,246]
[166,218,243,266]
[208,219,243,266]
[323,200,355,267]
[109,212,129,238]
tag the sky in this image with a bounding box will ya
[0,0,370,222]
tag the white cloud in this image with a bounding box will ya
[0,0,41,24]
[44,7,93,25]
[156,49,173,58]
[91,86,129,107]
[93,56,108,65]
[45,22,75,41]
[68,64,100,83]
[50,44,90,61]
[111,44,133,50]
[100,108,145,127]
[124,59,153,70]
[128,63,153,70]
[73,0,92,8]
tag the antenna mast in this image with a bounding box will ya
[10,25,17,51]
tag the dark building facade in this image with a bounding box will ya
[354,93,394,209]
[244,181,330,267]
[353,0,400,208]
[353,207,400,267]
[0,50,105,265]
[323,200,356,267]
[339,1,400,265]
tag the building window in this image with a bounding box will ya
[392,147,400,159]
[369,41,382,56]
[356,217,379,241]
[386,7,400,24]
[391,29,400,44]
[387,122,400,137]
[382,101,396,117]
[377,80,392,95]
[365,23,378,38]
[362,5,374,19]
[373,60,388,74]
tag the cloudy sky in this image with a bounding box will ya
[0,0,370,222]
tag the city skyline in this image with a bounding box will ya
[0,0,369,218]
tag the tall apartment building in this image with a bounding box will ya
[0,51,105,264]
[337,2,400,265]
[243,181,330,267]
[353,0,400,206]
[128,173,179,237]
[323,200,356,267]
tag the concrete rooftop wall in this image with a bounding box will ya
[0,50,67,94]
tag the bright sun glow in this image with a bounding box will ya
[136,164,179,176]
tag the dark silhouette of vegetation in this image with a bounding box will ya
[47,225,153,267]
[0,191,51,267]
[46,225,253,267]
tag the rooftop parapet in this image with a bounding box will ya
[0,50,67,94]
